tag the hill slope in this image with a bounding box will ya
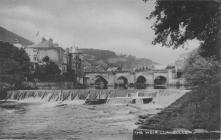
[0,26,33,45]
[79,48,158,71]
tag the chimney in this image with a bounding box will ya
[54,43,59,47]
[49,38,53,47]
[66,48,70,54]
[41,37,46,42]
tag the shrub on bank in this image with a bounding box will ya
[140,83,220,130]
[139,51,220,131]
[0,42,31,96]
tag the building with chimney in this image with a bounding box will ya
[25,38,68,73]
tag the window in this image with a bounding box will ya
[33,56,37,61]
[177,71,182,78]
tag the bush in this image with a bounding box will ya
[0,41,31,88]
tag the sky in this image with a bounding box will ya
[0,0,199,65]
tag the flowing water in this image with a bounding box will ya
[0,89,188,140]
[0,101,139,140]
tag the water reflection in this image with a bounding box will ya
[88,85,189,90]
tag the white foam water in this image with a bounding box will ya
[5,89,188,107]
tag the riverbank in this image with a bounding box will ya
[139,84,220,131]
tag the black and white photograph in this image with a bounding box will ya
[0,0,220,139]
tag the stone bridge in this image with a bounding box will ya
[84,69,179,89]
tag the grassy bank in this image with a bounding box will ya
[139,83,220,131]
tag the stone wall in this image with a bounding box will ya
[22,82,75,89]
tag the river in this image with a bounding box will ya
[0,101,154,140]
[0,89,187,139]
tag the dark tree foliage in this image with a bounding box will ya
[44,61,61,75]
[0,41,30,86]
[33,56,61,81]
[165,65,175,69]
[183,50,220,87]
[140,0,221,131]
[42,56,50,63]
[41,56,61,75]
[145,0,221,58]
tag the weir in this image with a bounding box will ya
[5,89,188,106]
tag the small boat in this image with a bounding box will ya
[85,98,107,105]
[131,97,153,104]
[85,92,109,105]
[131,92,153,104]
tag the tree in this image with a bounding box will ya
[44,61,61,75]
[165,65,175,70]
[42,56,50,63]
[145,0,221,58]
[139,0,221,131]
[183,50,220,87]
[0,41,31,86]
[34,56,61,81]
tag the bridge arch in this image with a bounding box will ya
[135,75,147,89]
[94,75,108,89]
[115,76,128,89]
[154,75,167,89]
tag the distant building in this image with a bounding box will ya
[25,38,67,73]
[174,52,192,78]
[83,61,94,73]
[25,47,38,63]
[134,65,154,72]
[107,67,120,72]
[153,64,166,70]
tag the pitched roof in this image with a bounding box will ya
[28,39,64,52]
[29,40,51,48]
